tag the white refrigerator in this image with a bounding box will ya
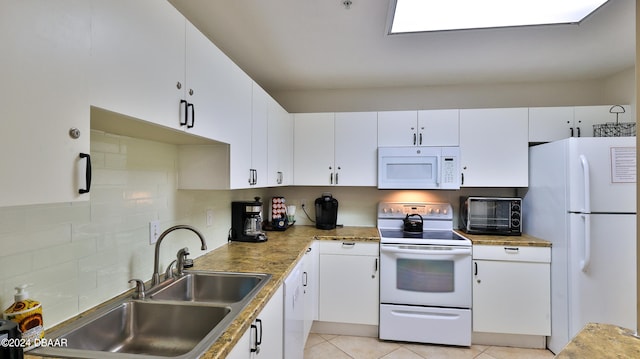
[523,137,636,354]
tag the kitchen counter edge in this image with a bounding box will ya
[24,225,379,359]
[455,230,551,247]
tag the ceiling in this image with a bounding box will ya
[168,0,635,94]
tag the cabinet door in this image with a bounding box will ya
[1,0,91,207]
[267,98,293,186]
[459,108,529,187]
[227,285,284,359]
[418,109,460,146]
[334,112,378,186]
[247,83,269,187]
[90,0,184,129]
[377,111,418,146]
[528,107,575,142]
[473,259,550,335]
[226,327,251,359]
[293,113,335,185]
[254,285,284,358]
[319,244,379,325]
[575,105,635,138]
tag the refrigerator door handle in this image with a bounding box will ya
[580,213,592,272]
[579,154,591,213]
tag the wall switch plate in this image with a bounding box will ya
[206,209,214,227]
[149,220,160,244]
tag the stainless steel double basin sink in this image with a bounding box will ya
[32,271,271,359]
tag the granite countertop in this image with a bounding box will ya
[554,323,640,358]
[25,225,378,359]
[454,230,552,247]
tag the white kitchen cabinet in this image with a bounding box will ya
[472,245,551,336]
[378,110,459,146]
[294,112,377,186]
[302,241,319,340]
[574,105,635,138]
[529,105,635,142]
[90,0,184,131]
[229,82,268,188]
[184,22,253,141]
[318,241,379,325]
[293,113,335,185]
[1,0,91,207]
[227,285,284,359]
[528,107,575,142]
[334,112,378,186]
[418,109,460,146]
[91,0,251,141]
[267,98,294,186]
[459,108,529,187]
[377,111,418,146]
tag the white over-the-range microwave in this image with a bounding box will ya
[377,146,460,189]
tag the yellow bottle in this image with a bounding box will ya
[3,285,44,351]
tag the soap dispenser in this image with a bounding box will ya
[3,285,44,350]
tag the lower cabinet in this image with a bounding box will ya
[472,245,551,336]
[226,285,284,359]
[318,241,379,325]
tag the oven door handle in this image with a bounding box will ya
[381,244,471,256]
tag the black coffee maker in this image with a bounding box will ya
[230,197,268,242]
[315,193,338,230]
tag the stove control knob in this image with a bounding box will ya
[443,208,448,215]
[435,208,441,214]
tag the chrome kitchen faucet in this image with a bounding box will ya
[151,225,208,287]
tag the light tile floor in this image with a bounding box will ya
[304,334,555,359]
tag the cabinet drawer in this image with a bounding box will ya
[473,245,550,263]
[318,241,379,256]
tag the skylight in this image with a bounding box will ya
[389,0,609,33]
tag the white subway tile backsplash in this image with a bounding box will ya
[0,131,240,328]
[104,152,127,169]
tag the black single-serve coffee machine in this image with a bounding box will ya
[229,197,268,242]
[315,192,338,230]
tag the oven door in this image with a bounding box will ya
[380,244,472,308]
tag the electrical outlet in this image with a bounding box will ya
[149,220,160,244]
[300,199,307,208]
[206,209,214,227]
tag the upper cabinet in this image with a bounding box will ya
[1,0,91,207]
[267,98,294,187]
[294,112,378,186]
[334,112,379,186]
[91,0,251,142]
[184,22,252,141]
[459,108,529,187]
[228,83,268,188]
[378,110,458,147]
[293,113,335,185]
[90,0,185,130]
[529,105,635,142]
[528,107,575,142]
[417,110,460,146]
[574,105,635,138]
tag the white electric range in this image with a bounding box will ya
[377,202,472,347]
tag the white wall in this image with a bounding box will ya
[273,68,636,113]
